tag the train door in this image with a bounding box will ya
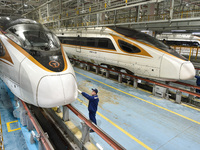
[76,31,82,53]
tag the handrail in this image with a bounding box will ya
[66,104,125,150]
[21,100,53,150]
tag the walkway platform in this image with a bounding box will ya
[72,67,200,150]
[0,79,37,150]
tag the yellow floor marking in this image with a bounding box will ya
[169,91,200,111]
[149,95,161,100]
[77,98,152,150]
[181,103,200,112]
[76,71,200,125]
[6,120,21,132]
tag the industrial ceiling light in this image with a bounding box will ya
[171,30,186,32]
[192,32,200,35]
[24,4,28,7]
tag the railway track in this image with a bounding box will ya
[21,100,125,150]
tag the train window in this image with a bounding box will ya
[62,37,76,45]
[58,37,64,43]
[86,38,96,47]
[79,37,87,47]
[97,38,115,50]
[118,40,141,53]
[0,42,5,56]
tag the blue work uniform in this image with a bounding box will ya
[195,76,200,93]
[82,92,99,124]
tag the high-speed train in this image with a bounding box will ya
[0,17,77,108]
[56,27,195,81]
[156,33,200,47]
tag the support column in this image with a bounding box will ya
[165,81,171,100]
[106,70,110,78]
[118,73,122,83]
[176,90,182,104]
[133,78,138,88]
[58,0,62,28]
[114,10,117,24]
[96,67,100,74]
[47,4,50,21]
[97,13,100,26]
[63,106,69,122]
[147,3,155,20]
[81,122,90,144]
[38,9,42,22]
[80,63,85,69]
[170,0,174,20]
[26,117,34,131]
[86,64,90,71]
[188,87,195,103]
[135,6,140,22]
[152,84,156,95]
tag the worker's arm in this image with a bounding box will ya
[82,92,93,100]
[195,76,200,79]
[78,89,82,94]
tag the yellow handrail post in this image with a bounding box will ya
[196,47,199,60]
[189,47,192,61]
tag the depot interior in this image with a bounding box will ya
[0,0,200,150]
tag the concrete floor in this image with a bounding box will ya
[0,79,37,150]
[72,67,200,150]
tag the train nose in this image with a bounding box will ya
[179,61,195,80]
[37,73,78,108]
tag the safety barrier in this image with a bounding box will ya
[171,46,199,61]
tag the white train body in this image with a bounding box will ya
[156,33,200,46]
[56,27,195,81]
[0,18,78,108]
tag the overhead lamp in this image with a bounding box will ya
[24,4,28,7]
[171,30,186,32]
[162,32,172,34]
[6,17,10,20]
[192,32,200,35]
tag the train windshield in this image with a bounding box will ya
[5,23,65,72]
[6,24,60,51]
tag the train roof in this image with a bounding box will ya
[0,17,39,31]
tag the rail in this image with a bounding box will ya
[21,100,53,150]
[66,104,125,150]
[71,58,200,97]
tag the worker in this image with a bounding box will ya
[78,88,99,132]
[195,75,200,94]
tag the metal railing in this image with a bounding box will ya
[66,104,126,150]
[171,46,200,61]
